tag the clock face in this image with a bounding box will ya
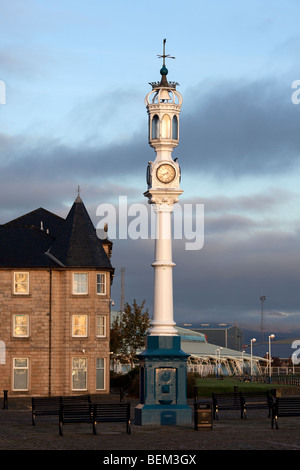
[156,164,176,183]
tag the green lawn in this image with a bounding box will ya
[194,377,281,397]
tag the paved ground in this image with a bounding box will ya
[0,396,299,456]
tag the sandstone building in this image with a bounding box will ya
[0,195,114,397]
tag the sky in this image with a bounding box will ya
[1,0,300,338]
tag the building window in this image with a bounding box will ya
[97,273,106,295]
[96,315,106,337]
[13,315,29,337]
[72,315,88,337]
[14,272,29,295]
[73,273,88,295]
[13,358,29,390]
[72,358,87,390]
[96,358,105,390]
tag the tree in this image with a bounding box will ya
[110,299,150,367]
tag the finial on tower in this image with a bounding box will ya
[149,39,179,90]
[75,185,82,202]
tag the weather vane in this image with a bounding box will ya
[149,39,178,90]
[157,38,175,67]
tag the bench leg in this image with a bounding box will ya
[59,420,63,436]
[127,420,131,435]
[93,420,97,436]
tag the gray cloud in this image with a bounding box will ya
[180,77,300,176]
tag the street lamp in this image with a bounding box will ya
[268,334,275,383]
[250,338,256,381]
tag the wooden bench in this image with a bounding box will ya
[212,392,243,420]
[32,396,61,425]
[59,402,94,436]
[60,394,91,405]
[93,402,131,435]
[271,396,300,429]
[240,391,273,419]
[32,394,91,425]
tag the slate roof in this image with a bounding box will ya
[0,196,113,269]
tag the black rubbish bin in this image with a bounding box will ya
[194,401,213,430]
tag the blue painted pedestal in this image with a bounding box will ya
[134,335,192,425]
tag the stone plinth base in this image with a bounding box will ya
[134,335,192,426]
[135,403,192,426]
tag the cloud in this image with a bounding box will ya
[180,76,300,177]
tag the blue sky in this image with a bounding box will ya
[1,0,300,337]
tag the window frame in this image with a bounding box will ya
[96,357,105,391]
[72,357,87,391]
[72,272,88,295]
[96,315,106,337]
[13,314,30,338]
[13,357,29,391]
[72,315,88,337]
[96,273,106,295]
[14,272,29,295]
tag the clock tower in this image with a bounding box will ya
[145,39,183,336]
[135,40,192,426]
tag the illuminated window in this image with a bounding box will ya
[72,315,88,337]
[14,272,29,295]
[13,315,29,337]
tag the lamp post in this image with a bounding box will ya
[268,334,275,383]
[218,347,223,378]
[215,348,219,378]
[241,350,245,377]
[250,338,256,381]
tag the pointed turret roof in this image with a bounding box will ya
[0,196,113,269]
[48,196,112,268]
